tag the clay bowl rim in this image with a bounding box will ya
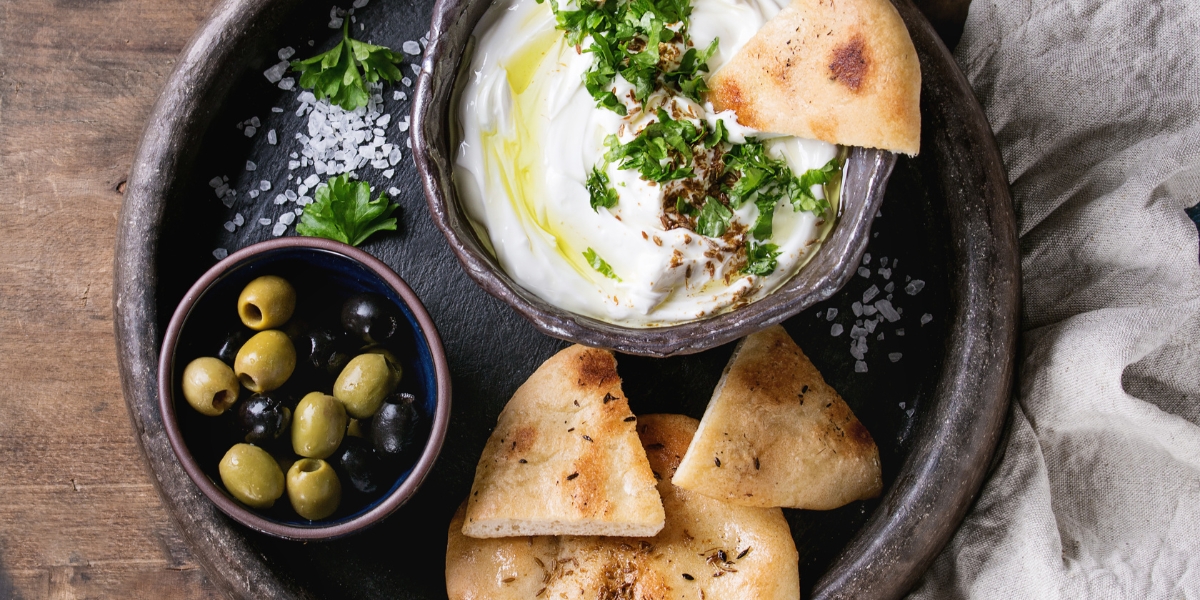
[156,236,453,541]
[410,0,898,358]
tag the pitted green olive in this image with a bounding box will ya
[234,330,296,393]
[286,458,342,520]
[181,357,239,416]
[219,443,284,508]
[237,276,296,330]
[333,353,402,419]
[292,392,347,459]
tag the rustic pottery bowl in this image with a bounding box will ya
[157,237,451,540]
[412,1,899,357]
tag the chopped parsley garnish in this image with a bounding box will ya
[604,109,703,182]
[538,0,713,114]
[743,241,781,275]
[584,247,622,281]
[722,142,838,238]
[296,174,399,246]
[291,20,404,111]
[587,166,619,211]
[695,196,732,237]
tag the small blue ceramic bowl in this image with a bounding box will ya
[158,237,451,540]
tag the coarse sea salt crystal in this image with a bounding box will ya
[388,187,402,196]
[223,221,236,232]
[208,176,224,188]
[233,213,244,226]
[889,353,903,363]
[278,78,296,91]
[294,207,304,215]
[259,180,271,191]
[851,301,863,317]
[285,189,298,201]
[393,91,403,101]
[863,304,878,317]
[402,77,412,87]
[274,194,287,205]
[855,360,868,373]
[921,313,933,326]
[213,248,228,260]
[279,212,296,225]
[353,0,369,7]
[304,174,320,187]
[246,160,257,171]
[383,169,394,178]
[248,190,259,199]
[221,193,235,208]
[410,64,421,75]
[402,41,421,55]
[864,319,878,333]
[826,307,838,321]
[263,60,289,83]
[863,285,879,303]
[272,222,288,236]
[878,267,892,279]
[259,218,272,226]
[896,328,905,336]
[272,107,284,113]
[278,46,295,60]
[850,325,868,339]
[862,252,871,265]
[244,126,256,137]
[877,332,885,340]
[250,116,261,128]
[857,267,870,278]
[906,280,926,295]
[875,299,901,322]
[884,281,895,293]
[906,408,915,417]
[830,324,843,336]
[397,116,411,132]
[268,130,278,145]
[298,184,309,196]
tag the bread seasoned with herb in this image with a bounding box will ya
[672,325,882,509]
[447,414,799,599]
[708,0,921,155]
[462,345,664,538]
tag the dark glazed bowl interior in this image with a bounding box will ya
[157,237,451,541]
[412,0,899,357]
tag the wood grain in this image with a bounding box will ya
[0,0,971,598]
[0,0,224,597]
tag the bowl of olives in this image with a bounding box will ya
[159,237,450,540]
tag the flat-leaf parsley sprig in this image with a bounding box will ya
[291,19,404,111]
[296,174,399,246]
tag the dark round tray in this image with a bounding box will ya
[113,0,1017,598]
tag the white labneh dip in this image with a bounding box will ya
[454,0,840,326]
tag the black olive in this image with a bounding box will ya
[215,328,253,364]
[341,293,401,344]
[293,326,359,375]
[237,392,292,444]
[367,392,419,460]
[333,437,384,494]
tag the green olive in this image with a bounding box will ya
[219,443,284,508]
[237,275,296,330]
[291,392,347,459]
[234,330,296,393]
[286,458,342,520]
[346,418,364,438]
[333,353,402,419]
[181,357,239,416]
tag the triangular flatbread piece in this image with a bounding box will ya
[447,414,800,600]
[672,325,882,509]
[709,0,921,155]
[462,345,664,537]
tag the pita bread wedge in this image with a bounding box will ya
[447,414,799,600]
[708,0,921,155]
[462,345,664,538]
[672,325,882,509]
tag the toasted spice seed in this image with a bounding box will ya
[754,457,760,470]
[738,547,752,559]
[582,434,593,442]
[535,557,545,569]
[802,385,809,393]
[536,588,546,597]
[568,427,575,432]
[717,550,727,562]
[714,456,722,467]
[827,402,832,408]
[567,472,579,480]
[624,416,636,422]
[682,573,695,581]
[574,399,579,406]
[646,443,664,450]
[603,393,616,403]
[519,458,528,463]
[502,577,516,583]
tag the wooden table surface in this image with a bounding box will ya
[0,1,966,598]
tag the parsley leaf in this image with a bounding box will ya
[604,109,703,182]
[665,37,719,103]
[587,166,619,211]
[743,241,781,275]
[696,196,732,237]
[296,174,399,246]
[291,20,404,111]
[583,247,622,281]
[722,142,837,222]
[788,157,840,213]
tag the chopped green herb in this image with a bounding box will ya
[751,196,776,238]
[722,142,836,221]
[586,166,619,211]
[296,174,399,246]
[743,241,781,276]
[704,118,728,148]
[291,20,404,111]
[665,37,719,103]
[789,157,840,213]
[583,247,622,281]
[695,196,732,237]
[604,109,704,182]
[675,196,698,217]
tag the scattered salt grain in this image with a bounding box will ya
[889,353,903,363]
[245,160,257,171]
[288,160,300,170]
[233,213,244,226]
[920,313,933,326]
[248,190,259,199]
[377,114,392,128]
[303,174,320,187]
[402,41,421,55]
[881,257,889,267]
[298,184,309,196]
[402,77,412,87]
[877,333,885,340]
[878,267,892,279]
[826,307,838,321]
[278,46,295,60]
[259,218,272,226]
[263,61,289,83]
[259,180,271,191]
[906,408,915,417]
[875,209,882,218]
[875,299,901,322]
[268,129,278,145]
[278,78,295,91]
[353,0,369,7]
[850,325,868,339]
[213,248,228,259]
[223,221,236,232]
[294,207,304,215]
[397,116,411,132]
[285,189,298,201]
[383,169,394,178]
[884,281,895,293]
[329,17,344,28]
[906,275,911,282]
[899,402,906,409]
[410,64,421,75]
[221,192,235,208]
[906,279,925,295]
[271,107,284,113]
[830,324,844,336]
[895,328,905,336]
[855,361,868,373]
[862,285,879,304]
[393,91,403,101]
[208,176,224,188]
[851,301,863,317]
[857,267,870,278]
[279,212,296,225]
[250,117,261,128]
[388,187,402,196]
[272,222,288,236]
[862,252,871,265]
[274,194,287,205]
[244,126,257,137]
[309,40,315,46]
